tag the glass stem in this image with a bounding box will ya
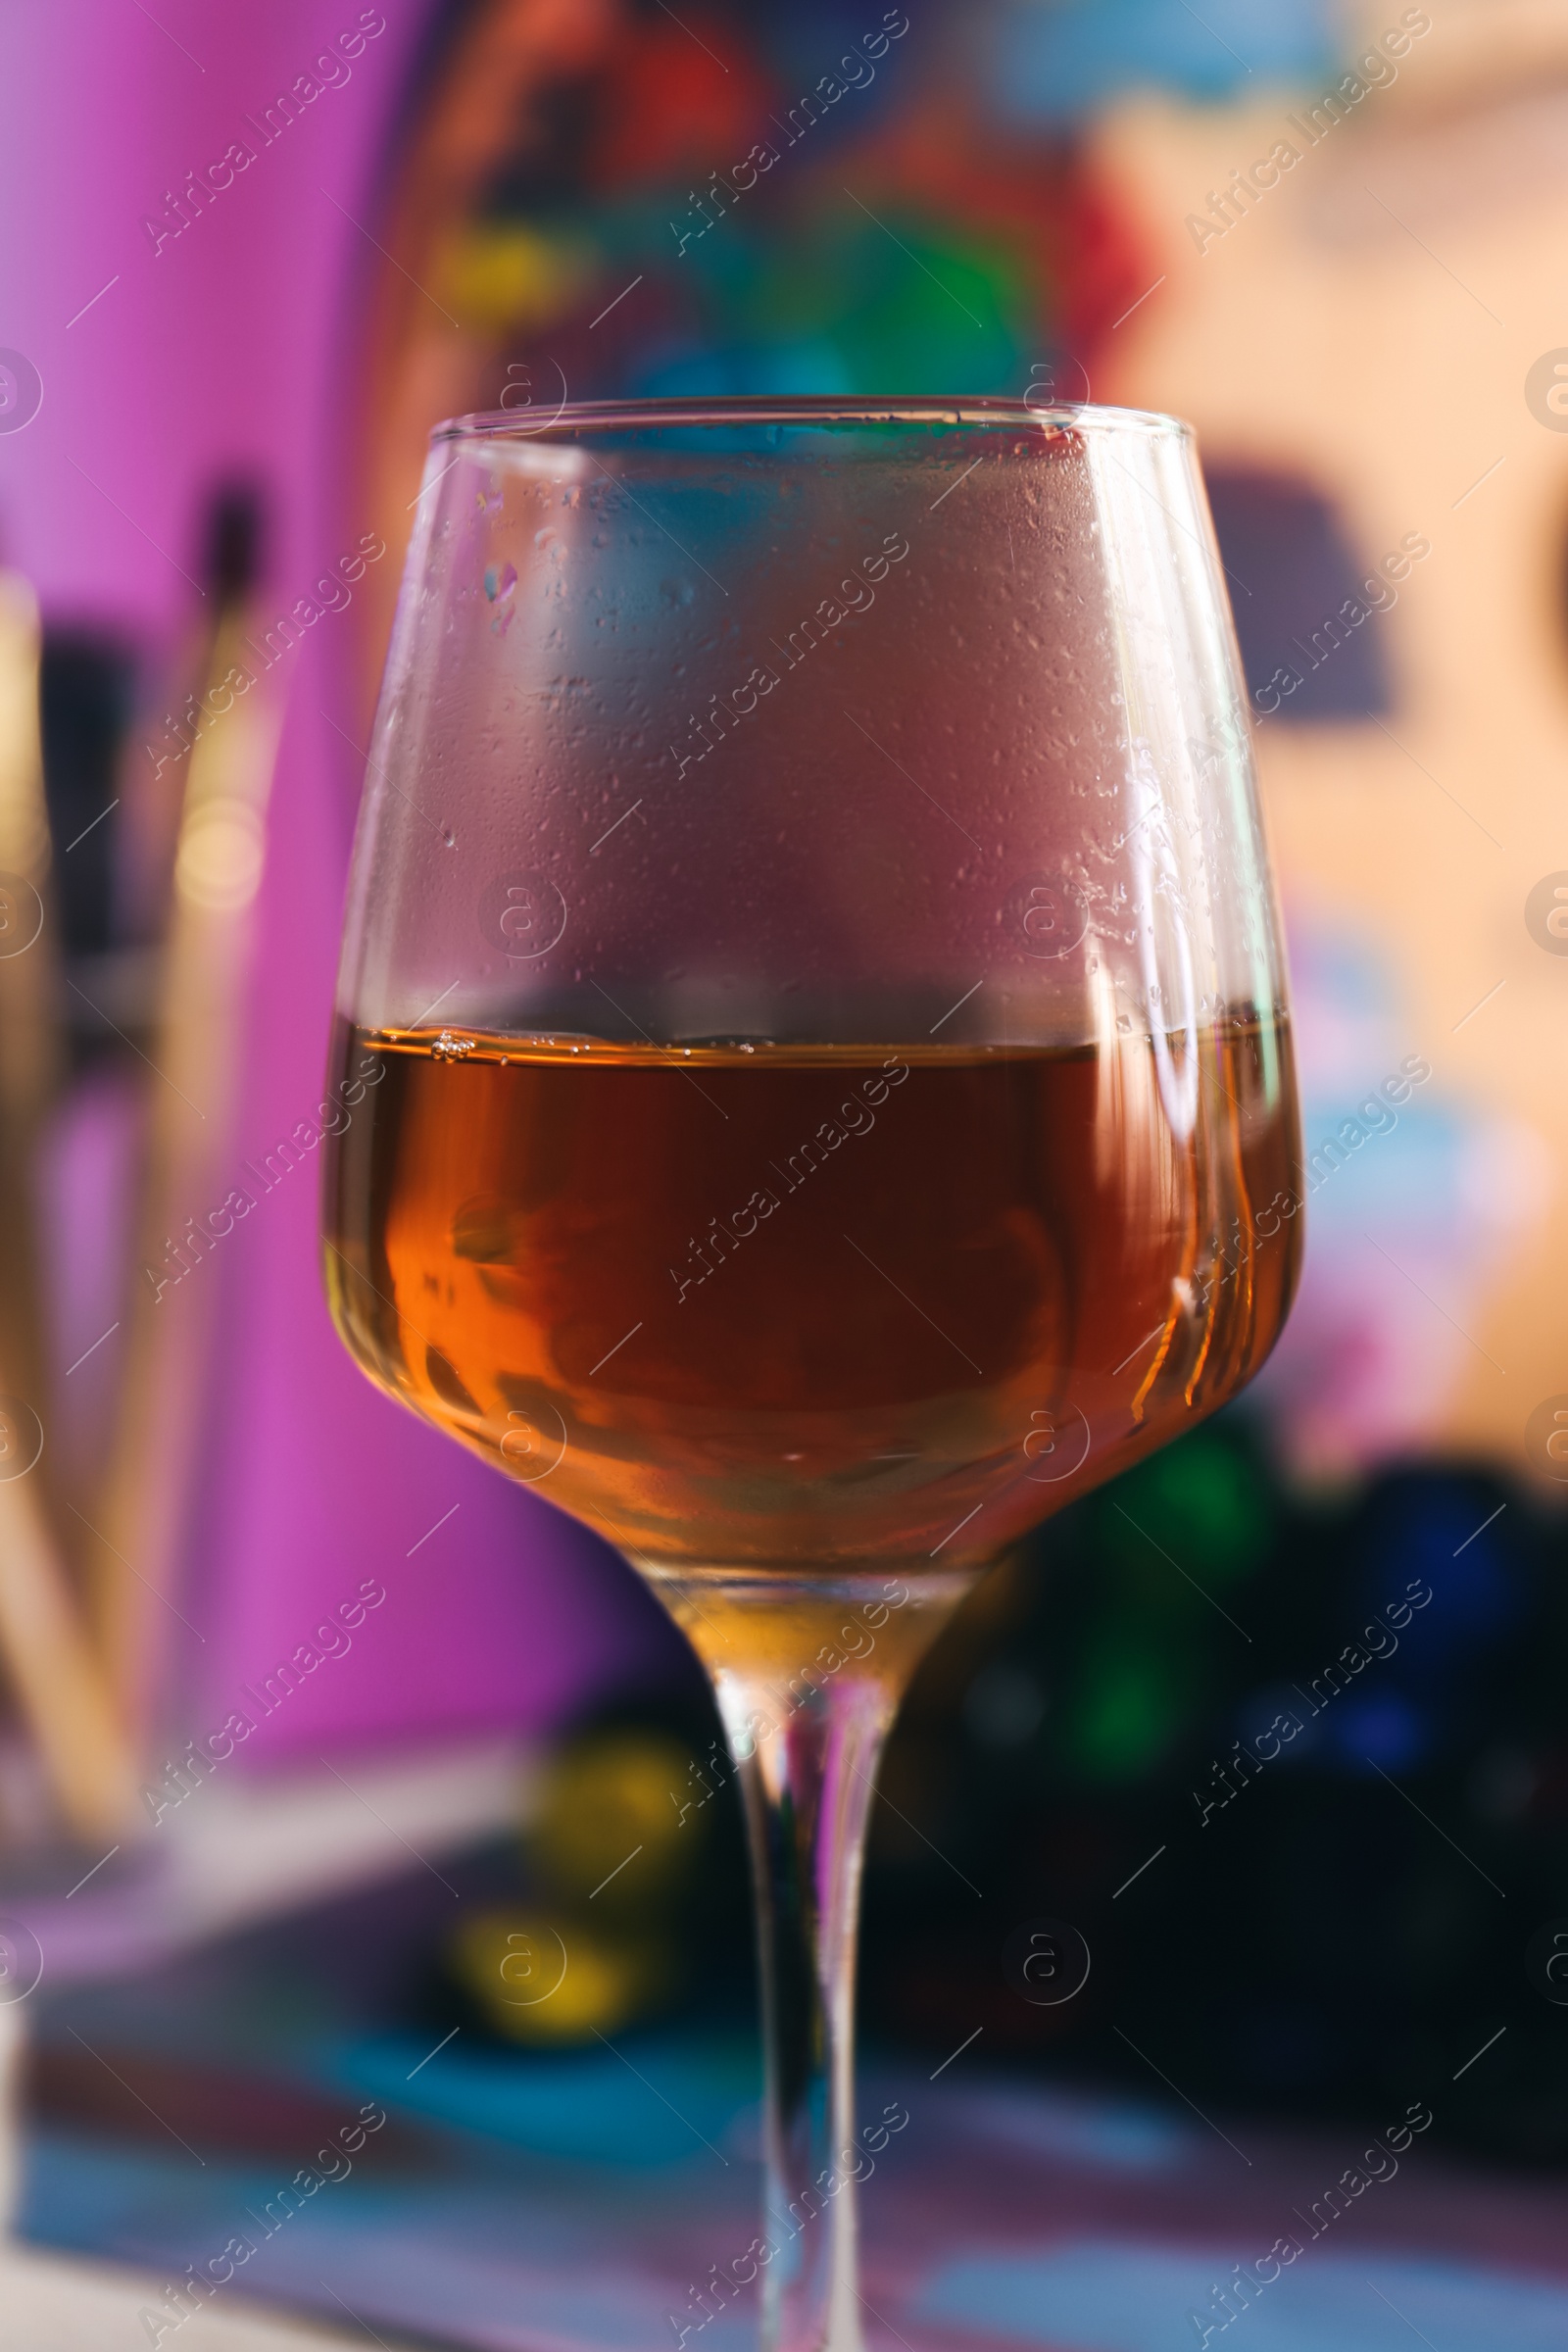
[662,1570,973,2352]
[722,1667,886,2352]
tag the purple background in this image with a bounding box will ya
[0,0,668,1761]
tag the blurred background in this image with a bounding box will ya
[3,1,1568,2345]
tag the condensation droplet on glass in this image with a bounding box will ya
[442,830,457,849]
[484,563,517,604]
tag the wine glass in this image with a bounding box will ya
[321,397,1300,2352]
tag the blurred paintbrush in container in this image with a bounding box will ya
[0,572,135,1845]
[81,491,284,1743]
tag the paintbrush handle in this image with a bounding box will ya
[0,1471,137,1843]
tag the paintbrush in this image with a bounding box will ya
[0,572,135,1841]
[85,495,283,1736]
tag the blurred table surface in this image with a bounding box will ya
[18,2029,1568,2352]
[0,2242,413,2351]
[14,1859,1568,2352]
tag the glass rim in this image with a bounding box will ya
[430,393,1193,447]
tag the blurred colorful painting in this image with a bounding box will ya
[350,0,1564,1494]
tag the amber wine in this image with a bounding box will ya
[323,1017,1299,1579]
